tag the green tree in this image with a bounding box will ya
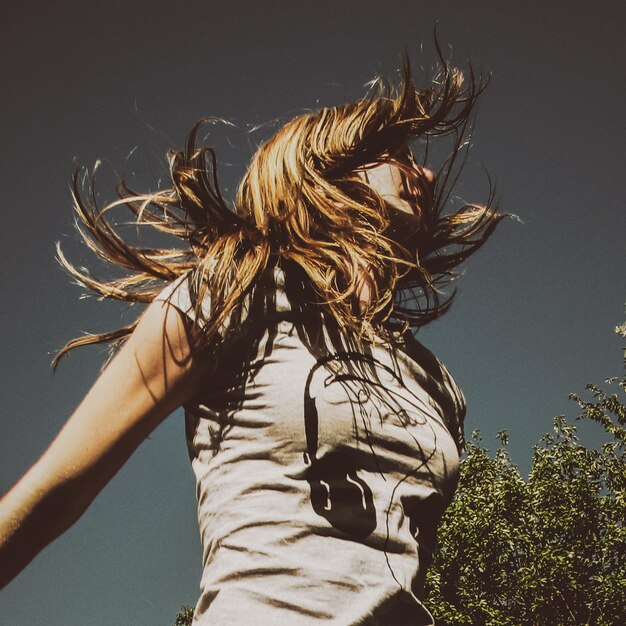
[172,605,194,626]
[424,318,626,625]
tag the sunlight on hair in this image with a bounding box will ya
[53,48,506,368]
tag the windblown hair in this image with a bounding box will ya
[53,50,504,369]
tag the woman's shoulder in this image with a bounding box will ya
[152,264,283,339]
[154,272,211,327]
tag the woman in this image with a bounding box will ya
[0,53,503,624]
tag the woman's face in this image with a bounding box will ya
[357,156,436,247]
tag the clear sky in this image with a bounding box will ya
[1,1,624,624]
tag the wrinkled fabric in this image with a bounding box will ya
[157,265,465,625]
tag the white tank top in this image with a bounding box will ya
[157,264,465,625]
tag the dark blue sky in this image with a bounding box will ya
[1,1,624,624]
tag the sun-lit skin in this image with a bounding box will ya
[358,153,436,236]
[355,156,436,310]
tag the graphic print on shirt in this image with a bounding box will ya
[159,265,464,623]
[302,349,441,546]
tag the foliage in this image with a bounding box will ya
[172,605,194,626]
[424,319,626,625]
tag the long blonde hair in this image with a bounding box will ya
[53,51,504,368]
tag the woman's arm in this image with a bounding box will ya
[0,297,210,589]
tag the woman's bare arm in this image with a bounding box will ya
[0,298,210,589]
